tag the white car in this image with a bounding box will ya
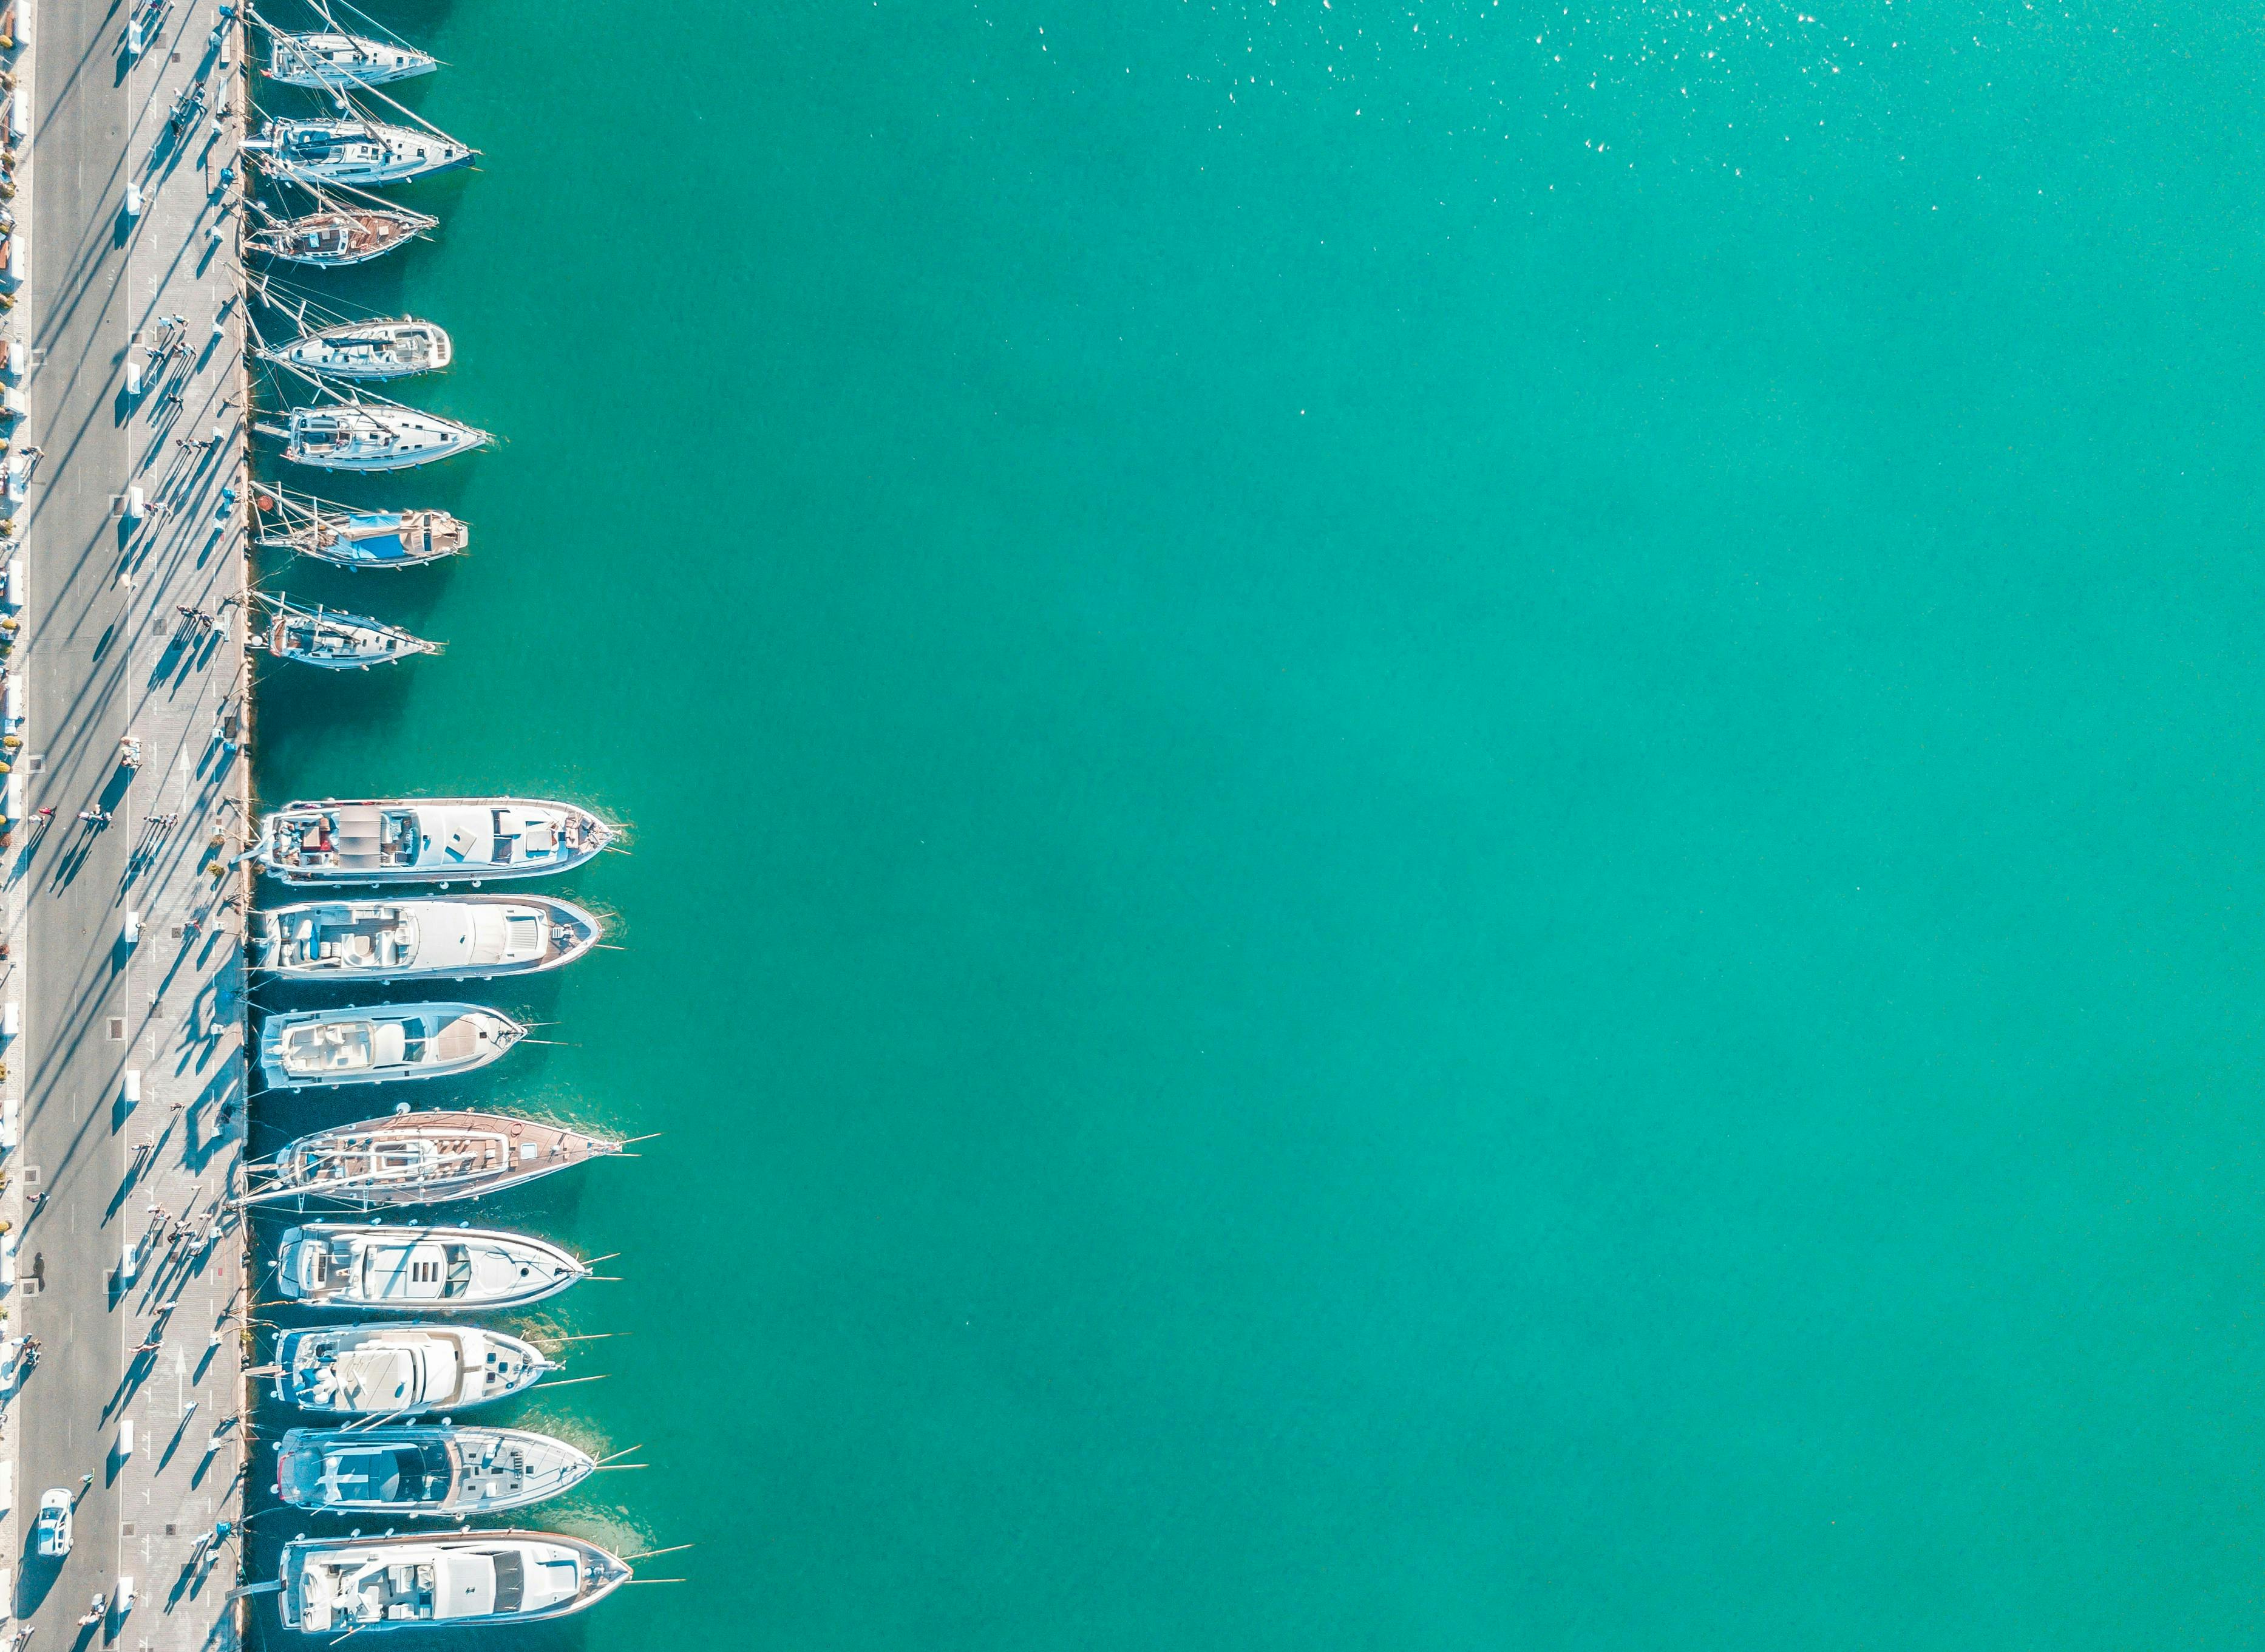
[33,1487,70,1556]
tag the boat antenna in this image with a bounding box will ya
[591,1444,644,1466]
[617,1545,694,1563]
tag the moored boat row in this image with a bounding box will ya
[243,12,652,1634]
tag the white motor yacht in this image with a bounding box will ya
[276,1425,595,1517]
[276,1223,590,1312]
[276,1323,556,1415]
[259,1003,526,1090]
[276,1531,629,1633]
[254,896,602,980]
[254,798,617,885]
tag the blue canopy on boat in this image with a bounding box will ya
[342,513,410,560]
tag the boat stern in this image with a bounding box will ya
[273,1228,330,1302]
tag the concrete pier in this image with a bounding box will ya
[1,1,249,1646]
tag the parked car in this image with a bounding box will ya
[33,1487,70,1556]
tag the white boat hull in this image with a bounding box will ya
[276,1223,589,1313]
[265,603,436,669]
[263,319,452,382]
[266,33,438,89]
[276,1426,595,1516]
[277,1532,628,1633]
[274,407,487,473]
[258,1002,525,1090]
[250,119,474,188]
[274,1323,555,1416]
[254,797,617,886]
[254,896,602,980]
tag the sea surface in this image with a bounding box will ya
[249,2,2265,1647]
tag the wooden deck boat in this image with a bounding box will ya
[246,207,435,268]
[247,1110,620,1208]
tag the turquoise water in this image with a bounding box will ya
[251,2,2265,1646]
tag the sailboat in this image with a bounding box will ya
[265,404,489,471]
[260,596,438,669]
[245,117,474,187]
[261,318,452,381]
[246,1110,622,1208]
[265,31,437,89]
[254,489,469,569]
[246,205,435,268]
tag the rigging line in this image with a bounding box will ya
[249,274,384,334]
[269,166,437,223]
[315,69,464,149]
[324,0,434,61]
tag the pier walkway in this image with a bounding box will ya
[1,2,249,1648]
